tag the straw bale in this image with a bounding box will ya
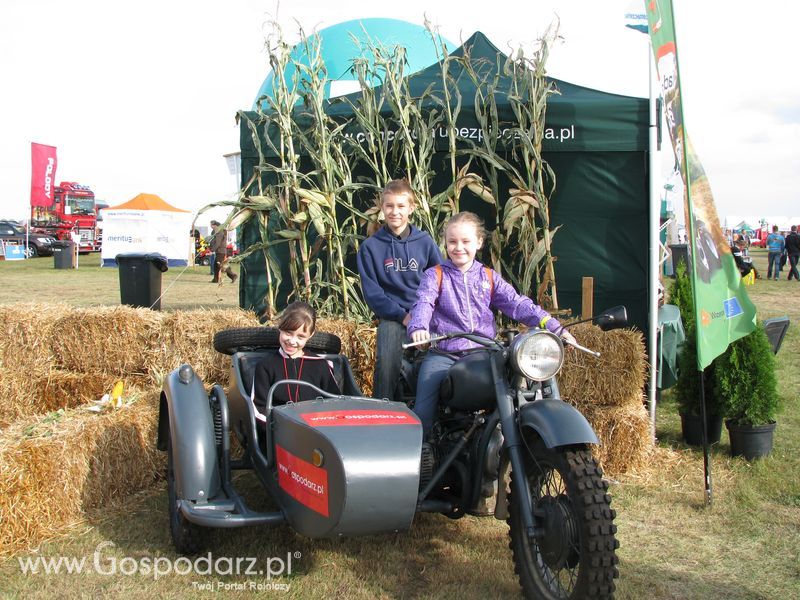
[0,370,143,429]
[317,318,376,396]
[0,388,163,556]
[50,306,164,376]
[579,402,653,477]
[559,324,647,409]
[156,308,259,382]
[0,302,68,375]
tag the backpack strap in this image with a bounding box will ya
[435,264,494,297]
[484,266,494,298]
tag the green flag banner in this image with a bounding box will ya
[645,0,756,370]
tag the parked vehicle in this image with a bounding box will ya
[29,181,99,252]
[158,306,627,599]
[0,220,57,257]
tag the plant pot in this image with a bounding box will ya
[725,421,776,460]
[680,412,723,446]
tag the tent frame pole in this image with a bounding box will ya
[648,42,660,442]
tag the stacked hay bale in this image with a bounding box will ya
[0,390,161,555]
[157,308,259,383]
[558,323,652,475]
[316,318,376,396]
[0,303,259,555]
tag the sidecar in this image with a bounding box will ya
[157,328,423,552]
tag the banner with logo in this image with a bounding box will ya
[645,0,756,370]
[30,143,58,208]
[100,209,192,267]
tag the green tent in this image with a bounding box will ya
[238,32,650,332]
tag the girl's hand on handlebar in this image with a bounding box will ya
[411,329,431,350]
[560,329,577,347]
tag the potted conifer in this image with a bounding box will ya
[713,326,780,460]
[670,263,723,445]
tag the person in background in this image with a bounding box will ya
[766,225,785,281]
[785,225,800,281]
[207,223,217,276]
[357,179,441,402]
[210,220,237,284]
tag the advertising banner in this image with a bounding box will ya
[100,209,192,267]
[645,0,756,370]
[30,143,58,208]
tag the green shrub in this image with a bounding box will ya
[670,262,720,416]
[712,326,780,426]
[670,261,694,330]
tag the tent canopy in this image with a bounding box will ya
[238,31,650,333]
[108,193,189,212]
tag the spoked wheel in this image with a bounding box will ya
[508,437,619,599]
[167,435,205,555]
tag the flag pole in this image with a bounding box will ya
[698,369,713,506]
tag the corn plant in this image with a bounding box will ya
[209,22,560,322]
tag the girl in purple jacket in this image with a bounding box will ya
[407,212,576,433]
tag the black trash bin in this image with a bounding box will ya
[669,244,689,277]
[115,253,169,310]
[52,241,77,269]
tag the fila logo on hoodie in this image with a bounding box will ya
[384,257,419,272]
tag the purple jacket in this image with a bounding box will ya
[407,260,563,352]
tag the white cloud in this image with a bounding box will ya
[1,0,797,223]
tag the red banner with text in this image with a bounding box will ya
[30,143,58,208]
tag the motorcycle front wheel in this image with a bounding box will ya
[508,437,619,599]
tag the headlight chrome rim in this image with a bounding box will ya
[509,329,565,381]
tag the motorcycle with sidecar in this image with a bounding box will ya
[157,306,627,599]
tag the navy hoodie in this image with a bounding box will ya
[357,225,441,322]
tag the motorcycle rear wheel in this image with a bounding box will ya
[508,437,619,599]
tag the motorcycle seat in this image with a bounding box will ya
[233,351,363,406]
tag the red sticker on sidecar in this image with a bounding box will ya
[301,410,420,427]
[276,444,329,517]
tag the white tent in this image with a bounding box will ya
[100,193,192,267]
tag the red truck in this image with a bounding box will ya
[30,181,99,252]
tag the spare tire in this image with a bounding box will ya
[213,327,342,355]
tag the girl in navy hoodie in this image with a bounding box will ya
[357,180,441,401]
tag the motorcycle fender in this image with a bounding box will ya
[518,398,599,448]
[159,365,221,502]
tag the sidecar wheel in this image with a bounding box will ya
[167,436,205,555]
[508,437,619,599]
[213,327,341,355]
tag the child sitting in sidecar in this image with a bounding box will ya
[251,301,340,422]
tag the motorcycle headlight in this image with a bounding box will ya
[509,330,564,381]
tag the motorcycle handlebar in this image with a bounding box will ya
[403,331,601,358]
[401,332,497,350]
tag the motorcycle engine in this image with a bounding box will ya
[419,441,437,490]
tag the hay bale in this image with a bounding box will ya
[559,324,647,410]
[156,308,259,382]
[0,303,68,375]
[317,318,376,396]
[0,370,140,429]
[0,388,162,556]
[581,403,653,477]
[50,306,164,376]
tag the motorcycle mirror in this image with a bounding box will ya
[595,306,628,331]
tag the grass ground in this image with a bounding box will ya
[0,248,797,598]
